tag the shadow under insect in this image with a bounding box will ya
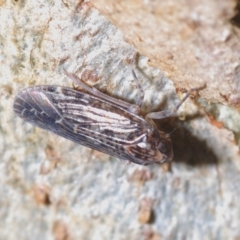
[155,116,218,166]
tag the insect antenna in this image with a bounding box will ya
[168,127,179,136]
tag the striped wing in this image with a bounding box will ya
[13,85,154,163]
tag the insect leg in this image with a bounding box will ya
[146,84,206,120]
[63,69,140,114]
[129,53,145,108]
[131,68,144,108]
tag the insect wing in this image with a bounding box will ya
[13,86,156,164]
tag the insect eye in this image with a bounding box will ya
[159,142,167,153]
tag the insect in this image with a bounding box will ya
[13,69,205,165]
